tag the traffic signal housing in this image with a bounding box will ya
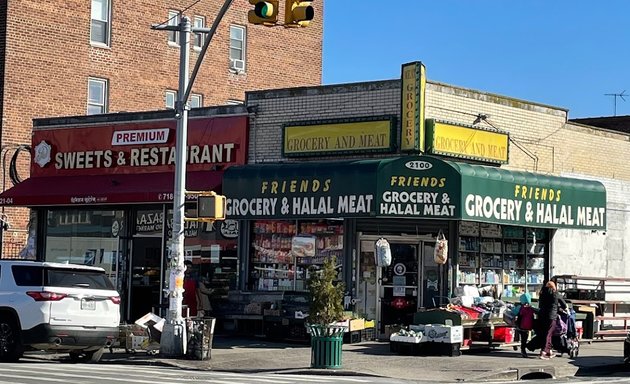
[284,0,314,28]
[196,192,226,221]
[248,0,279,26]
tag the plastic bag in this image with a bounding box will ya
[375,238,392,267]
[433,231,448,265]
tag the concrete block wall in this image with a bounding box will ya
[552,175,630,278]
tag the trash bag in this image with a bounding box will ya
[434,231,448,265]
[375,238,392,267]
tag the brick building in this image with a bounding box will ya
[0,0,323,254]
[221,69,629,337]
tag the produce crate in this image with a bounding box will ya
[343,330,362,344]
[361,327,376,341]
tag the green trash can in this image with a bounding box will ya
[308,324,346,369]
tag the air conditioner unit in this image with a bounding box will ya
[230,59,245,73]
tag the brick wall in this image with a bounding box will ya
[0,0,323,255]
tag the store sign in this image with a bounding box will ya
[376,157,461,219]
[223,155,607,229]
[30,115,248,177]
[460,172,607,230]
[400,61,426,153]
[224,162,378,219]
[425,119,509,164]
[283,117,396,157]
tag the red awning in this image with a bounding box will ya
[0,171,223,207]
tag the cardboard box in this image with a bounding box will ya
[423,325,464,344]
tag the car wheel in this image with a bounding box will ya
[0,318,23,362]
[69,347,104,363]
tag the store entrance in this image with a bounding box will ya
[357,235,447,338]
[378,243,419,333]
[128,237,163,322]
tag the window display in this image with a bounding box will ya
[456,222,549,299]
[250,219,344,292]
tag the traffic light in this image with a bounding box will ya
[197,192,226,221]
[248,0,279,26]
[284,0,314,27]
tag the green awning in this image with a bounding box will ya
[223,156,606,230]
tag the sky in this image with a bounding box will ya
[322,1,630,119]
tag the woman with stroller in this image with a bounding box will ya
[536,280,567,360]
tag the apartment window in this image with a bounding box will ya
[165,90,177,109]
[168,10,180,45]
[190,94,203,109]
[87,78,108,115]
[229,25,246,72]
[193,16,205,49]
[91,0,111,45]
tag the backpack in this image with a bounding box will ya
[517,305,535,331]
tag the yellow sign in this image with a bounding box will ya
[283,119,394,156]
[426,119,509,164]
[400,62,426,152]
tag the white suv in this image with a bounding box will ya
[0,260,120,363]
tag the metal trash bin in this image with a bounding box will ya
[186,317,216,360]
[307,324,346,369]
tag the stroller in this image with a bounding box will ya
[552,308,580,358]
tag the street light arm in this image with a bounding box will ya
[184,0,234,103]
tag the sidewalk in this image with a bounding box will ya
[92,335,630,382]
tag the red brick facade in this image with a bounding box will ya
[0,0,323,256]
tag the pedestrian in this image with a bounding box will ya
[197,275,214,317]
[514,292,536,358]
[537,280,567,360]
[182,260,198,318]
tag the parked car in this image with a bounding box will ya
[0,260,120,362]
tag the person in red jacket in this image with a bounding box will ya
[182,260,198,318]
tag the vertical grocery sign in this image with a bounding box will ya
[400,62,426,153]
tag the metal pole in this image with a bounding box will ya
[160,15,191,357]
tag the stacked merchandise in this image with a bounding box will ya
[390,324,464,356]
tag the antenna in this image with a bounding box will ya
[604,90,627,116]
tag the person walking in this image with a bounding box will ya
[514,292,536,358]
[537,280,567,360]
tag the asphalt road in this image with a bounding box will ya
[0,361,411,384]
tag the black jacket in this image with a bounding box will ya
[538,287,567,320]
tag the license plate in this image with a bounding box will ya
[81,299,96,310]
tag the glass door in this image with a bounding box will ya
[420,241,444,309]
[129,237,163,322]
[378,243,419,334]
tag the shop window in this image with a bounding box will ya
[250,219,344,292]
[456,222,549,299]
[162,207,239,298]
[44,208,125,285]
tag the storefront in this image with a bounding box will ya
[223,155,607,337]
[0,107,248,322]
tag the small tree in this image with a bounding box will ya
[307,256,345,325]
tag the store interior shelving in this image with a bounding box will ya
[456,222,548,298]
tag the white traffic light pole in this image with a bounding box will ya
[152,0,233,357]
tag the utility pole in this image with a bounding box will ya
[152,0,234,357]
